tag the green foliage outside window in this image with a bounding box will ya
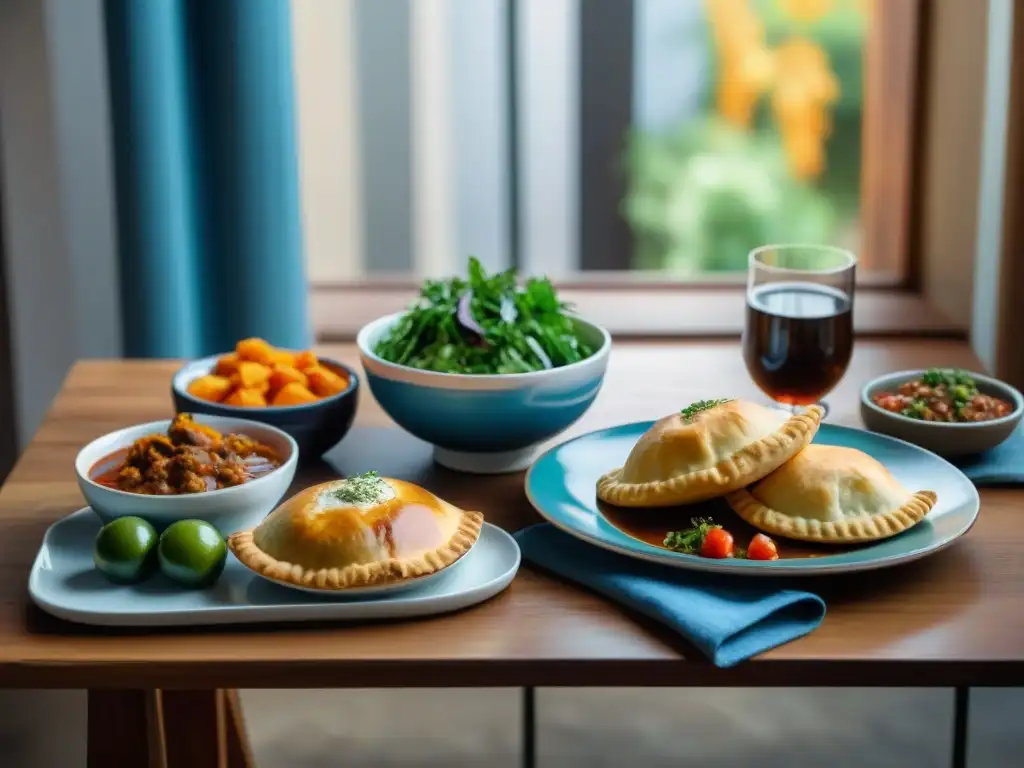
[623,0,867,274]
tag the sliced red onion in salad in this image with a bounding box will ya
[455,292,488,346]
[525,336,554,370]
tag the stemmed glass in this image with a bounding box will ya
[741,244,857,418]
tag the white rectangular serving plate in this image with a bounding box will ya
[29,509,520,627]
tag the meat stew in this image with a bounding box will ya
[90,414,283,495]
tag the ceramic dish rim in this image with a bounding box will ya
[523,420,981,576]
[75,414,299,501]
[860,368,1024,429]
[356,311,612,385]
[172,354,360,414]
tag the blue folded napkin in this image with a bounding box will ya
[953,424,1024,485]
[514,524,825,668]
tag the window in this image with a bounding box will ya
[292,0,941,336]
[618,0,870,277]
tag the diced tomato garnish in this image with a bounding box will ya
[874,394,904,413]
[700,527,734,559]
[747,533,779,561]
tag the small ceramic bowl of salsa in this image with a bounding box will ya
[860,368,1023,457]
[75,414,298,534]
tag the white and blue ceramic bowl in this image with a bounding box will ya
[357,312,612,474]
[75,415,298,535]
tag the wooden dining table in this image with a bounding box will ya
[0,339,1019,767]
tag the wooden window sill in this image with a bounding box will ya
[311,284,963,341]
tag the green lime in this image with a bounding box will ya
[93,517,158,584]
[158,520,227,588]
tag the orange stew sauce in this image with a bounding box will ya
[89,414,281,495]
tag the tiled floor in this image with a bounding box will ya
[1,688,1021,766]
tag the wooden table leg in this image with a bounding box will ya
[160,689,254,768]
[224,689,256,767]
[161,690,227,767]
[87,689,165,768]
[88,689,253,768]
[521,687,536,768]
[952,686,970,768]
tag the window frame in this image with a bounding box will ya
[311,280,957,341]
[992,0,1024,387]
[300,0,968,340]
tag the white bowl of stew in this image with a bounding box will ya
[860,369,1023,458]
[75,414,298,535]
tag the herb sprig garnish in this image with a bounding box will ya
[680,399,732,423]
[327,471,389,505]
[664,518,717,554]
[901,369,979,420]
[373,257,594,374]
[921,368,975,389]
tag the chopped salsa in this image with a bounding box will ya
[664,518,778,561]
[871,369,1012,423]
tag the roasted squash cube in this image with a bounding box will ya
[271,382,319,406]
[187,375,233,403]
[231,374,270,395]
[223,387,267,408]
[306,365,349,398]
[213,353,241,377]
[234,361,272,390]
[268,364,308,392]
[268,349,296,367]
[293,350,319,371]
[236,337,276,365]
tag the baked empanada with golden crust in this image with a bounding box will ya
[228,473,483,590]
[597,400,823,507]
[727,444,937,543]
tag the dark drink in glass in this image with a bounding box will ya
[743,245,857,414]
[743,282,853,407]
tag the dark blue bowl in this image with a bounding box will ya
[171,354,359,460]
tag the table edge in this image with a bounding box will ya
[3,658,1022,689]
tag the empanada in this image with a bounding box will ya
[597,400,823,507]
[727,444,937,542]
[228,473,483,590]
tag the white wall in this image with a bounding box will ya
[0,1,117,760]
[448,0,510,274]
[294,0,512,282]
[45,0,121,362]
[920,0,988,332]
[291,0,365,281]
[634,0,707,132]
[0,0,120,449]
[517,0,578,277]
[973,0,1014,371]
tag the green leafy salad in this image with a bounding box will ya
[373,258,596,375]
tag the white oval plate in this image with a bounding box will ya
[29,508,519,627]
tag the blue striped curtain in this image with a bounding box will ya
[105,0,311,358]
